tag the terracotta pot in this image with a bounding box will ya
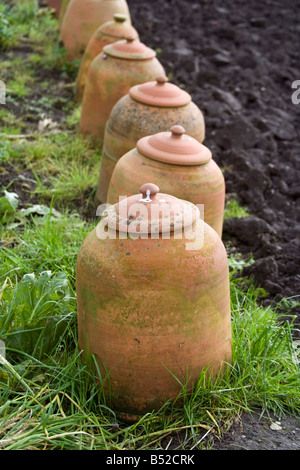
[59,0,131,61]
[75,14,138,103]
[59,0,71,26]
[76,183,232,421]
[78,36,165,143]
[106,126,225,238]
[48,0,61,17]
[95,76,205,205]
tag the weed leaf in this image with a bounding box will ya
[0,271,75,359]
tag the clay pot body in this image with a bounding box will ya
[60,0,131,61]
[75,14,139,103]
[107,127,225,238]
[95,77,205,205]
[76,184,231,421]
[59,0,71,25]
[48,0,61,16]
[78,39,165,143]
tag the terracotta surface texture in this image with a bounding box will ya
[75,14,139,103]
[78,37,165,144]
[76,185,232,421]
[106,126,225,238]
[48,0,61,17]
[95,77,205,205]
[59,0,131,61]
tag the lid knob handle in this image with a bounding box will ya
[114,13,128,23]
[139,183,159,202]
[171,125,186,138]
[156,76,168,85]
[126,33,137,43]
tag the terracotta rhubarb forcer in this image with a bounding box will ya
[95,76,205,205]
[106,126,225,237]
[76,183,232,421]
[59,0,131,61]
[78,36,165,143]
[75,14,139,103]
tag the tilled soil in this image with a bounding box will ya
[211,409,300,450]
[126,0,300,333]
[125,0,300,450]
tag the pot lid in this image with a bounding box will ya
[129,76,191,107]
[136,125,212,166]
[98,14,138,39]
[103,34,155,60]
[100,183,198,235]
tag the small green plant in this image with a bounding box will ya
[8,75,32,99]
[224,196,250,220]
[0,140,10,163]
[0,271,75,361]
[0,190,19,224]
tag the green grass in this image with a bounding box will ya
[4,133,101,208]
[0,0,79,137]
[0,0,58,51]
[0,109,25,134]
[0,0,299,451]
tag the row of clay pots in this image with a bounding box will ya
[60,3,224,238]
[78,61,224,236]
[56,0,232,421]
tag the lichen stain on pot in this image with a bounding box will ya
[76,184,231,421]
